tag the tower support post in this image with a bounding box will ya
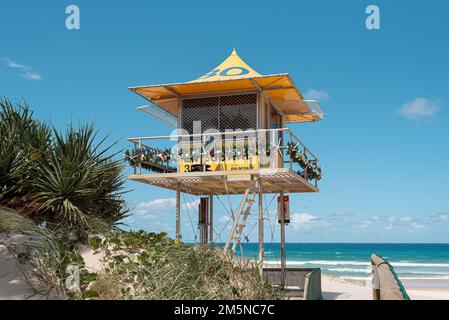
[258,182,264,277]
[280,191,286,289]
[176,182,181,240]
[198,197,209,246]
[209,193,214,247]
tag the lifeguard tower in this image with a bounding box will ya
[126,49,323,276]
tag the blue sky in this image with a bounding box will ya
[1,1,448,243]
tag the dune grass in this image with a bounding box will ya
[73,231,281,300]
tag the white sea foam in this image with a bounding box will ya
[399,276,449,280]
[275,260,370,266]
[264,258,449,280]
[391,262,449,268]
[327,267,371,274]
[341,276,449,281]
[400,270,449,275]
[265,259,449,268]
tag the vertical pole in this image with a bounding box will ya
[138,139,142,175]
[289,130,292,170]
[176,182,181,241]
[258,182,264,277]
[133,142,137,175]
[199,197,209,247]
[205,198,209,246]
[280,191,286,289]
[209,193,214,247]
[199,201,202,245]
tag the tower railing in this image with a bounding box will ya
[126,128,322,187]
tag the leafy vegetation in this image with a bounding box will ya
[1,98,277,300]
[0,98,128,234]
[68,231,281,300]
[0,98,51,203]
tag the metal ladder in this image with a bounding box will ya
[224,180,259,253]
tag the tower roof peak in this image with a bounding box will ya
[191,48,261,83]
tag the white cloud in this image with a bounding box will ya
[3,59,27,69]
[304,89,330,101]
[396,98,440,119]
[289,211,448,234]
[400,216,413,223]
[134,198,177,219]
[429,213,449,225]
[133,197,201,218]
[291,213,318,230]
[2,58,42,81]
[137,198,177,209]
[410,222,425,230]
[22,71,42,81]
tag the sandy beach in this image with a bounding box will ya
[2,234,449,300]
[321,275,449,300]
[402,279,449,300]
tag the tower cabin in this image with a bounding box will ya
[126,49,324,268]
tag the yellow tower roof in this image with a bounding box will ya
[130,49,323,123]
[191,48,262,82]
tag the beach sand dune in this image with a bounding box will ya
[0,234,41,300]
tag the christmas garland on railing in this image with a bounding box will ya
[126,141,322,180]
[125,147,176,173]
[287,142,322,181]
[125,143,273,173]
[181,142,272,162]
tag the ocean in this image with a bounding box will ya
[232,243,449,281]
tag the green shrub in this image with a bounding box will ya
[0,98,128,233]
[83,231,281,300]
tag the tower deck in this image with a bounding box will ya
[128,167,318,196]
[126,128,321,196]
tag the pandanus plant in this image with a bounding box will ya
[0,98,128,234]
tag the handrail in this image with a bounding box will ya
[126,128,321,186]
[262,267,323,300]
[128,128,318,161]
[287,129,317,160]
[371,253,410,300]
[128,128,289,142]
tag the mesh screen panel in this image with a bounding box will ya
[137,104,177,127]
[182,94,257,133]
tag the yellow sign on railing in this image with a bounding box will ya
[179,157,259,173]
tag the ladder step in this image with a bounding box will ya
[224,185,260,252]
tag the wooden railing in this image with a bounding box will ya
[371,253,410,300]
[263,267,323,300]
[127,128,321,186]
